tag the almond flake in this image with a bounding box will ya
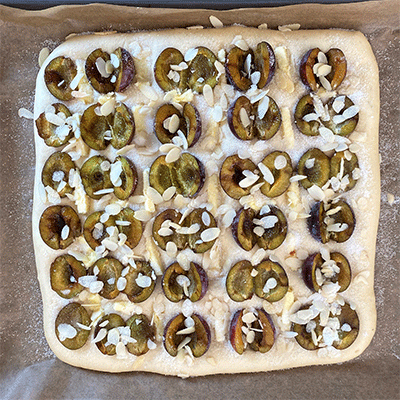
[95,57,110,78]
[159,143,177,153]
[165,146,182,163]
[200,227,220,242]
[105,203,122,215]
[92,328,108,343]
[45,112,65,126]
[209,15,223,28]
[89,280,104,294]
[234,38,249,52]
[213,105,223,122]
[184,48,198,62]
[253,226,265,237]
[57,324,77,341]
[177,336,191,351]
[110,52,120,68]
[263,277,277,292]
[203,84,214,107]
[317,64,332,77]
[332,96,346,113]
[168,114,180,133]
[163,186,176,201]
[258,162,274,185]
[242,311,257,324]
[18,108,34,119]
[251,71,261,85]
[239,171,259,188]
[305,158,315,169]
[100,160,111,171]
[147,187,164,204]
[307,185,325,201]
[135,273,152,288]
[302,113,319,122]
[327,223,348,232]
[137,82,158,101]
[134,210,152,222]
[117,277,127,291]
[274,155,287,170]
[170,62,188,71]
[222,209,236,227]
[257,96,270,119]
[319,126,335,142]
[38,47,50,67]
[342,105,359,120]
[93,188,114,196]
[332,115,346,125]
[100,98,116,116]
[61,225,70,240]
[166,241,178,257]
[278,23,300,31]
[246,330,255,344]
[349,143,361,153]
[319,75,332,91]
[387,193,395,206]
[202,211,211,226]
[214,60,225,75]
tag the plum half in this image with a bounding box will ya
[44,56,77,101]
[36,103,73,147]
[259,151,293,198]
[126,314,156,356]
[330,151,359,191]
[162,262,208,302]
[187,46,218,93]
[227,95,281,141]
[154,103,201,147]
[152,208,217,253]
[152,209,186,251]
[232,206,287,251]
[80,155,138,200]
[89,257,123,299]
[225,42,275,91]
[308,200,355,243]
[50,254,86,299]
[154,47,187,92]
[302,252,351,293]
[229,309,275,355]
[55,303,91,350]
[297,148,330,189]
[85,47,135,93]
[39,205,81,250]
[80,102,135,150]
[163,313,211,357]
[292,303,359,350]
[220,155,258,200]
[149,153,205,198]
[94,314,126,355]
[123,260,156,303]
[42,151,76,197]
[300,48,347,91]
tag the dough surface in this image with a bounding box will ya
[33,26,380,377]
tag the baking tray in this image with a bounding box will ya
[0,1,399,399]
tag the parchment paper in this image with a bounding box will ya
[0,1,399,399]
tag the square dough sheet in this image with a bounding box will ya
[32,26,380,377]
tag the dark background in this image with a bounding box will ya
[2,0,375,10]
